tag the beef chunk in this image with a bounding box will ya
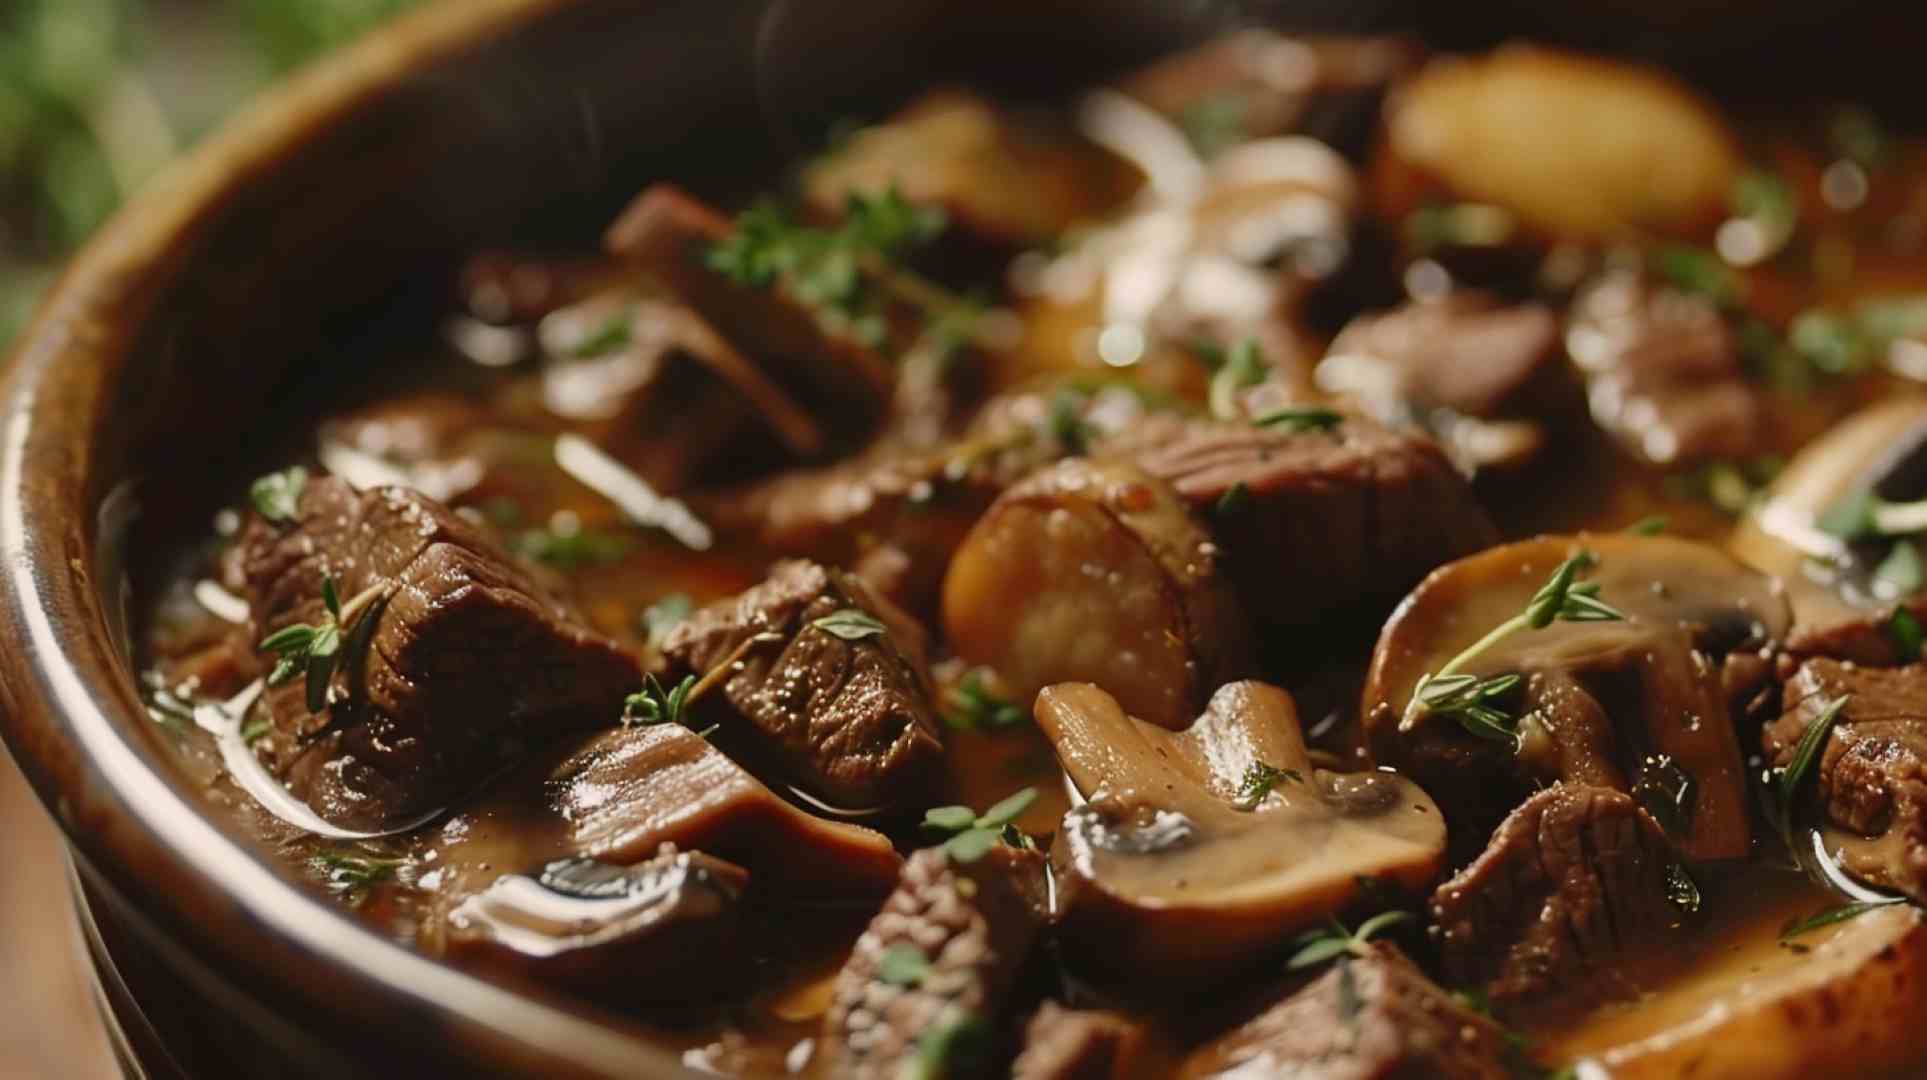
[603,183,895,442]
[821,845,1051,1079]
[1180,943,1511,1080]
[1011,1004,1146,1080]
[1430,784,1692,1007]
[1318,293,1571,472]
[442,844,749,1004]
[1765,658,1927,899]
[660,560,945,809]
[233,477,640,829]
[1566,268,1764,467]
[1103,412,1497,637]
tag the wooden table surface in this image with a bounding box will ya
[0,750,118,1080]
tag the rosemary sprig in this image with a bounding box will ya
[1233,760,1303,811]
[1401,550,1625,736]
[1286,910,1415,972]
[921,788,1038,863]
[308,846,407,908]
[258,575,388,713]
[1768,695,1849,849]
[1780,897,1906,943]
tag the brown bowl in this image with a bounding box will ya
[0,0,1264,1074]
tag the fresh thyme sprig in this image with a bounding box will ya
[945,669,1026,731]
[308,846,407,908]
[623,630,784,732]
[258,575,388,713]
[706,187,954,350]
[921,787,1038,863]
[1766,695,1849,850]
[1233,760,1303,811]
[1285,910,1415,972]
[1401,550,1626,738]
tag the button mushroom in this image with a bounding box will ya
[1731,396,1927,664]
[944,458,1254,730]
[1362,534,1789,861]
[1038,680,1445,985]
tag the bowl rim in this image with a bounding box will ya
[0,1,693,1074]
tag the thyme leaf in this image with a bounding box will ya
[641,593,693,650]
[249,466,307,524]
[623,674,696,728]
[258,576,387,714]
[946,669,1026,731]
[1254,406,1343,435]
[1286,911,1414,971]
[921,787,1038,863]
[811,608,888,641]
[1208,338,1269,420]
[1889,607,1925,662]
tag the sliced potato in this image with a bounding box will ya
[1380,45,1740,239]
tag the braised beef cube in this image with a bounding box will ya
[234,476,641,829]
[443,845,749,1004]
[821,845,1051,1079]
[1180,943,1511,1080]
[537,290,824,487]
[661,560,944,810]
[1011,1003,1146,1080]
[1117,32,1422,158]
[801,89,1139,250]
[603,183,894,442]
[1766,659,1927,900]
[1104,412,1497,637]
[1566,269,1763,467]
[1430,784,1694,1008]
[1317,293,1572,472]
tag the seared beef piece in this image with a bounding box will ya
[1566,268,1763,467]
[442,844,749,1004]
[659,560,945,809]
[232,477,640,830]
[1011,1004,1146,1080]
[821,845,1051,1079]
[1180,943,1511,1080]
[1117,32,1423,157]
[1765,659,1927,899]
[1317,293,1571,472]
[801,88,1139,250]
[603,183,895,442]
[1430,784,1691,1007]
[1102,412,1497,637]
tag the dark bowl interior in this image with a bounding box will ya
[4,0,1927,1075]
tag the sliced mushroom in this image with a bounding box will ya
[1039,680,1445,985]
[1377,45,1740,239]
[1731,396,1927,664]
[1362,534,1789,861]
[943,458,1253,729]
[442,845,749,1004]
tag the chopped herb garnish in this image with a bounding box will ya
[921,787,1038,863]
[249,466,307,524]
[1405,202,1516,253]
[811,608,888,641]
[1402,550,1624,737]
[1628,514,1669,535]
[308,847,406,907]
[1048,389,1093,454]
[1177,92,1248,158]
[1653,245,1742,308]
[1286,910,1415,972]
[1781,897,1906,943]
[1890,608,1925,662]
[570,309,634,358]
[1214,481,1252,519]
[946,669,1026,731]
[623,674,696,728]
[1769,695,1849,848]
[1730,168,1797,238]
[1233,760,1303,811]
[1665,458,1780,517]
[1254,406,1343,435]
[641,593,694,650]
[1208,338,1269,420]
[515,522,634,569]
[905,1010,993,1080]
[877,943,932,987]
[258,575,388,714]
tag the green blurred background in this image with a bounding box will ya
[0,0,424,346]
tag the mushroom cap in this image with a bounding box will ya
[1039,680,1445,985]
[1362,534,1789,860]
